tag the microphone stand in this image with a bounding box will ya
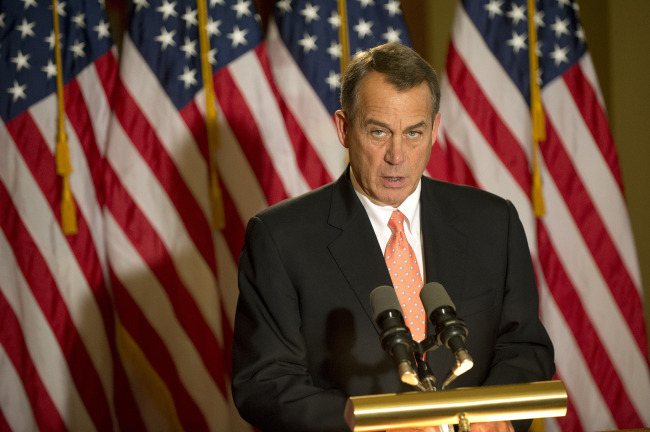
[409,336,473,432]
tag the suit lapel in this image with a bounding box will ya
[327,170,393,330]
[420,178,469,306]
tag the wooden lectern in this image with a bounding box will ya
[344,380,567,431]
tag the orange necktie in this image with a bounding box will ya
[384,210,426,342]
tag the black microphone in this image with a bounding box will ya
[420,282,473,387]
[369,285,419,386]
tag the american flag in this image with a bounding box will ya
[104,0,411,430]
[0,0,139,430]
[104,0,267,429]
[433,0,650,430]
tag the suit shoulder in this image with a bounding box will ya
[424,176,508,208]
[253,183,335,227]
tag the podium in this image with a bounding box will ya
[345,380,567,431]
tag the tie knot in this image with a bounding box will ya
[387,210,406,233]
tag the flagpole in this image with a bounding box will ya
[527,0,545,217]
[197,0,226,230]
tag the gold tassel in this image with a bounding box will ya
[528,0,545,217]
[337,0,350,75]
[197,0,225,230]
[52,0,77,234]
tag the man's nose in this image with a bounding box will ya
[384,137,405,165]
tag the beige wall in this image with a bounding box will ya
[402,0,650,351]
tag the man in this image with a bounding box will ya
[232,43,555,432]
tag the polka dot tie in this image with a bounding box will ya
[384,210,426,342]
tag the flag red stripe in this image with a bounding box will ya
[214,66,289,206]
[111,81,217,274]
[562,64,624,191]
[109,269,210,432]
[0,406,10,432]
[541,120,647,353]
[552,372,584,432]
[537,222,643,427]
[104,165,228,397]
[446,44,530,194]
[0,289,66,431]
[0,180,113,432]
[431,134,479,188]
[255,43,333,189]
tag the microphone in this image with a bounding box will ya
[369,285,419,387]
[420,282,473,387]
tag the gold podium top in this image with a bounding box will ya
[345,380,567,431]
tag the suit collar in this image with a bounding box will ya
[327,168,393,326]
[326,172,470,330]
[420,177,469,304]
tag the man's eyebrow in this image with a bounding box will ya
[362,118,428,131]
[362,118,390,129]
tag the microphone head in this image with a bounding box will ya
[370,285,402,321]
[420,282,456,315]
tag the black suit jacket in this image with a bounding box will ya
[232,169,555,432]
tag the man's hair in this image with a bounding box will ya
[340,43,441,124]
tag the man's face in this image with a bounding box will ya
[335,72,441,207]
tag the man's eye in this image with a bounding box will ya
[407,131,421,137]
[371,130,385,137]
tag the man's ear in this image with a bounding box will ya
[431,112,441,145]
[334,110,350,149]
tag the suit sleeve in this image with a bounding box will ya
[482,201,555,432]
[232,216,350,432]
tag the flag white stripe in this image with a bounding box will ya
[119,36,212,218]
[106,213,230,431]
[228,51,311,198]
[266,21,346,180]
[0,343,39,432]
[537,269,616,431]
[543,78,642,290]
[540,156,650,420]
[106,119,223,340]
[0,228,96,432]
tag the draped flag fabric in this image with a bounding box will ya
[104,0,268,430]
[104,0,410,430]
[433,1,650,430]
[0,0,138,430]
[0,0,412,429]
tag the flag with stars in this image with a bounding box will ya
[433,0,650,430]
[104,0,318,428]
[266,0,412,189]
[0,0,145,430]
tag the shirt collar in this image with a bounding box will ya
[349,166,422,238]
